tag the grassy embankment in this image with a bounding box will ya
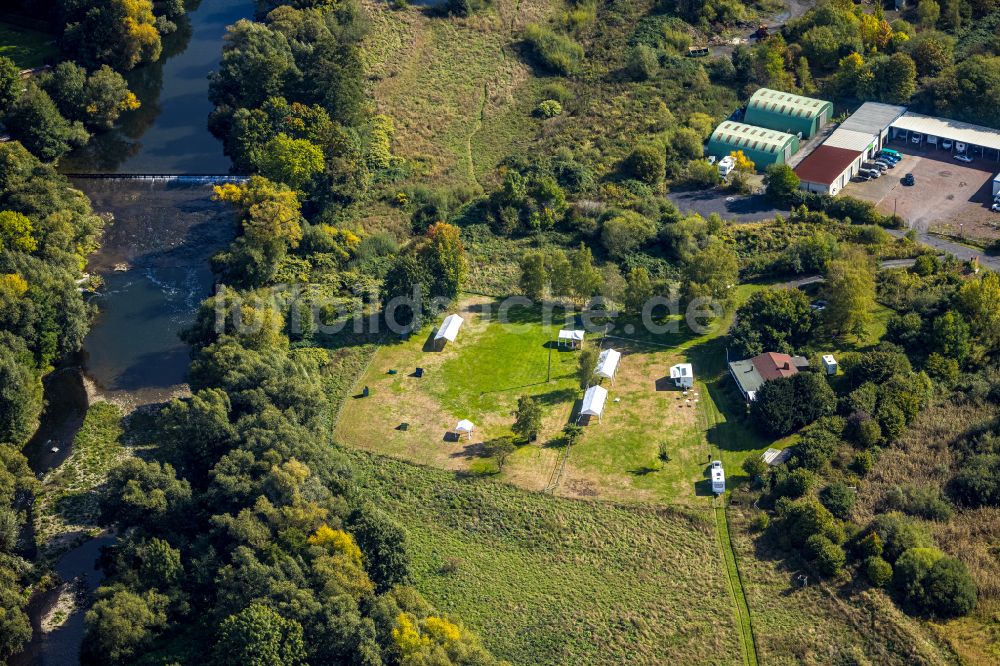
[0,16,57,69]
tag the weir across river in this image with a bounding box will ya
[64,174,249,184]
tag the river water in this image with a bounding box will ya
[15,1,255,663]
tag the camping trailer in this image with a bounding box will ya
[822,354,838,376]
[670,363,694,389]
[711,461,726,494]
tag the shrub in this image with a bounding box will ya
[883,485,953,521]
[626,44,659,80]
[851,451,874,476]
[681,159,721,188]
[623,145,665,184]
[868,512,932,563]
[820,483,856,520]
[751,373,836,436]
[600,210,656,259]
[764,163,800,202]
[539,82,573,103]
[865,556,893,587]
[949,454,1000,507]
[535,99,563,118]
[891,547,976,617]
[806,534,846,576]
[523,24,584,75]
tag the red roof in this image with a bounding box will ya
[793,145,860,185]
[751,352,800,381]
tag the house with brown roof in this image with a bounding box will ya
[728,352,810,401]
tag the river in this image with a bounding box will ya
[15,1,255,663]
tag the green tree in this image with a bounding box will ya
[956,271,1000,353]
[82,588,168,664]
[806,534,846,576]
[624,267,653,314]
[0,56,20,110]
[624,145,666,184]
[61,0,163,71]
[751,372,836,436]
[512,395,542,442]
[929,311,970,363]
[823,247,876,339]
[348,505,412,592]
[601,211,656,259]
[570,243,601,300]
[764,163,800,202]
[866,556,893,587]
[420,222,467,301]
[729,289,815,358]
[683,238,738,303]
[4,84,89,162]
[577,347,597,389]
[917,0,941,28]
[483,435,517,471]
[213,603,306,666]
[0,338,42,444]
[519,251,547,300]
[820,482,856,520]
[256,133,324,192]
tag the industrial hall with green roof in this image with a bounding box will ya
[706,121,800,166]
[744,88,834,139]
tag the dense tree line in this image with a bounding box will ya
[0,140,104,659]
[84,2,503,664]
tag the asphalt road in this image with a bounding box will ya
[667,189,791,223]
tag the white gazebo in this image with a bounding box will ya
[454,419,475,440]
[557,329,585,349]
[434,314,464,349]
[593,349,621,383]
[669,363,694,389]
[579,385,608,423]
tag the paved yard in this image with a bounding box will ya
[668,189,790,223]
[843,145,1000,242]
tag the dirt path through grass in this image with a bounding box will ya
[715,500,759,666]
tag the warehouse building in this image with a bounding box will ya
[890,112,1000,161]
[706,121,800,167]
[744,88,834,139]
[794,145,866,196]
[838,102,907,147]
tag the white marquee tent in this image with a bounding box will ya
[455,419,475,439]
[594,349,621,383]
[579,385,608,423]
[557,329,585,348]
[434,314,464,346]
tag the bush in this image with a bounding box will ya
[865,556,893,587]
[600,210,656,258]
[949,454,1000,507]
[892,547,976,617]
[539,82,573,103]
[626,44,659,80]
[535,99,563,118]
[777,468,816,499]
[523,24,584,75]
[681,159,721,188]
[764,163,800,202]
[751,373,836,436]
[882,485,953,521]
[868,512,932,563]
[851,451,874,476]
[623,145,665,184]
[820,483,856,520]
[806,534,846,576]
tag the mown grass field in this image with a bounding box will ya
[336,289,787,503]
[348,449,742,665]
[0,19,57,69]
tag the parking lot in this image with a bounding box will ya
[843,143,999,242]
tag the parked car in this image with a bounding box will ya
[880,148,901,159]
[993,202,1000,213]
[874,159,894,169]
[954,153,974,163]
[902,173,915,186]
[864,161,888,172]
[942,140,953,150]
[911,133,923,144]
[859,168,880,179]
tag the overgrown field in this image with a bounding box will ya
[727,506,958,665]
[33,402,126,558]
[348,449,742,665]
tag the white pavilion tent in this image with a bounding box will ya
[455,419,475,440]
[434,314,464,347]
[579,385,608,423]
[594,349,621,383]
[557,329,585,349]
